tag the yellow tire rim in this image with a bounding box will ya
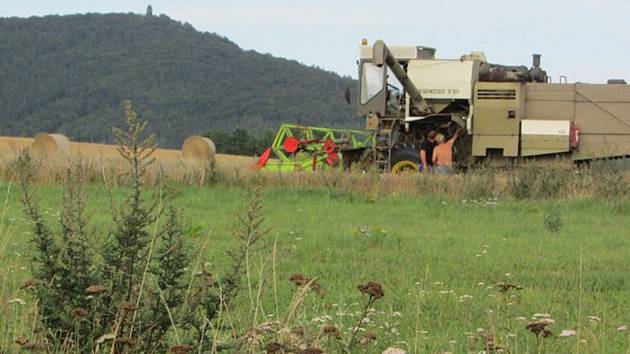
[391,160,418,174]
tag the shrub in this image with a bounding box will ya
[15,100,194,353]
[590,159,628,199]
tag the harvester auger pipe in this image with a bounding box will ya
[372,39,434,115]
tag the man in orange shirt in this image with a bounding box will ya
[432,128,460,174]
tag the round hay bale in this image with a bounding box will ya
[181,136,216,161]
[31,133,70,155]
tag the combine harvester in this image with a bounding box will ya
[259,39,630,173]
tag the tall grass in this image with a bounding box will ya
[2,182,630,352]
[2,152,628,201]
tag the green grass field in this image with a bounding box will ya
[1,181,630,353]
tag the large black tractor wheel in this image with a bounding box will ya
[390,144,420,174]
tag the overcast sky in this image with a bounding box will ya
[3,0,629,83]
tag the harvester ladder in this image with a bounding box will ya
[374,118,400,172]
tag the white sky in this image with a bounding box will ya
[3,0,630,83]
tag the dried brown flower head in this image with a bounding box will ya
[264,342,286,354]
[291,327,305,338]
[320,325,342,339]
[479,333,509,353]
[73,308,88,317]
[358,281,384,299]
[15,337,46,352]
[527,321,552,337]
[360,331,377,345]
[15,337,29,345]
[497,282,523,292]
[118,301,138,312]
[241,328,264,346]
[19,279,38,291]
[85,285,107,294]
[288,273,325,297]
[170,344,194,354]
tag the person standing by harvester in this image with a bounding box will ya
[419,130,437,173]
[432,128,460,174]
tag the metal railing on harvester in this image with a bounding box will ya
[257,124,375,172]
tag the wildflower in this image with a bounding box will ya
[588,315,601,322]
[85,284,107,294]
[459,294,473,303]
[532,313,552,318]
[358,281,384,299]
[558,329,577,337]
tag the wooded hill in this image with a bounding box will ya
[0,12,357,148]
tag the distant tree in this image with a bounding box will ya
[146,5,153,16]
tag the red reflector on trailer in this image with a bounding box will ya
[570,123,579,149]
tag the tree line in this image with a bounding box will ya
[0,12,358,148]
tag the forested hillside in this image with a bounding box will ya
[0,12,357,148]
